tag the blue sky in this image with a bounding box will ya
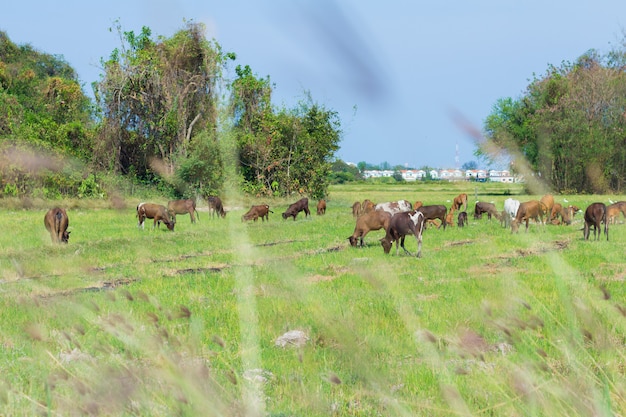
[3,1,626,168]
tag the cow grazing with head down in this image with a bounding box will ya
[453,193,468,212]
[207,196,226,218]
[137,202,175,231]
[242,204,273,222]
[44,207,70,243]
[167,199,199,223]
[351,201,362,218]
[417,205,448,229]
[317,199,326,215]
[282,198,310,220]
[474,202,501,221]
[511,200,544,233]
[380,211,425,257]
[457,211,468,227]
[584,202,608,241]
[606,201,626,225]
[348,210,392,247]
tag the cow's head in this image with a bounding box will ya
[348,236,358,247]
[380,237,392,254]
[61,231,70,244]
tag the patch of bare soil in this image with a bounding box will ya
[444,239,474,247]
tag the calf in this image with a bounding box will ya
[317,199,326,215]
[474,202,501,221]
[417,204,447,230]
[351,201,362,218]
[282,198,310,220]
[380,211,425,258]
[207,196,226,218]
[457,211,468,228]
[167,199,199,223]
[361,199,375,214]
[242,204,273,222]
[550,203,572,225]
[348,210,392,247]
[584,202,608,241]
[375,199,412,215]
[511,200,543,233]
[137,202,175,231]
[453,193,468,211]
[44,207,70,243]
[540,194,555,224]
[606,201,626,225]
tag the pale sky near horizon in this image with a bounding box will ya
[3,1,626,169]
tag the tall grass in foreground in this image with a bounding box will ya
[0,183,625,415]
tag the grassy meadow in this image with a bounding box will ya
[1,181,626,416]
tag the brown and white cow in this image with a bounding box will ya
[474,202,501,221]
[317,199,326,215]
[375,199,412,215]
[207,196,226,218]
[453,193,468,212]
[242,204,273,222]
[282,198,310,220]
[584,202,608,241]
[417,205,448,230]
[167,199,199,223]
[511,200,544,233]
[44,207,70,243]
[380,210,425,257]
[348,210,392,247]
[137,202,175,231]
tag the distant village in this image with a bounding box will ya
[362,168,524,183]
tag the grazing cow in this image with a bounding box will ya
[550,203,573,225]
[317,199,326,215]
[606,201,626,225]
[540,194,555,224]
[453,193,468,211]
[417,205,448,230]
[242,204,273,222]
[375,199,412,215]
[348,210,392,247]
[167,199,199,223]
[474,202,501,221]
[207,196,226,218]
[511,200,544,233]
[503,198,520,220]
[457,211,468,228]
[282,198,310,220]
[584,202,608,241]
[44,207,70,243]
[137,203,175,231]
[445,207,455,227]
[380,211,425,258]
[351,201,362,218]
[361,199,375,214]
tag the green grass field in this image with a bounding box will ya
[0,182,625,416]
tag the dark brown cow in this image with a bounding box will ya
[474,202,501,221]
[351,201,362,218]
[457,211,468,228]
[380,211,425,257]
[242,204,273,222]
[511,200,544,233]
[207,196,226,218]
[348,210,392,247]
[167,199,199,223]
[417,205,447,230]
[453,193,468,211]
[584,202,608,241]
[317,199,326,215]
[282,198,310,220]
[137,202,175,231]
[44,207,70,243]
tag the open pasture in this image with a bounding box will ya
[0,182,626,416]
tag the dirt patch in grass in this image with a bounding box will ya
[444,239,474,247]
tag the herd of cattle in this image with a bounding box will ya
[43,193,626,257]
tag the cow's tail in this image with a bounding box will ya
[54,210,63,238]
[195,207,200,222]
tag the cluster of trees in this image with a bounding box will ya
[0,22,342,200]
[482,46,626,193]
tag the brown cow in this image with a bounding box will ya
[317,199,326,215]
[607,201,626,225]
[380,211,425,257]
[511,200,544,233]
[348,210,392,247]
[361,199,375,214]
[282,198,310,220]
[207,196,226,218]
[413,201,423,210]
[445,207,455,227]
[417,205,448,230]
[474,202,501,221]
[351,201,362,218]
[453,193,468,211]
[540,194,554,224]
[457,211,468,228]
[550,203,573,225]
[584,202,608,241]
[44,207,70,243]
[242,204,273,222]
[137,202,175,231]
[167,199,199,223]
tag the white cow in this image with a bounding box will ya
[503,198,521,228]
